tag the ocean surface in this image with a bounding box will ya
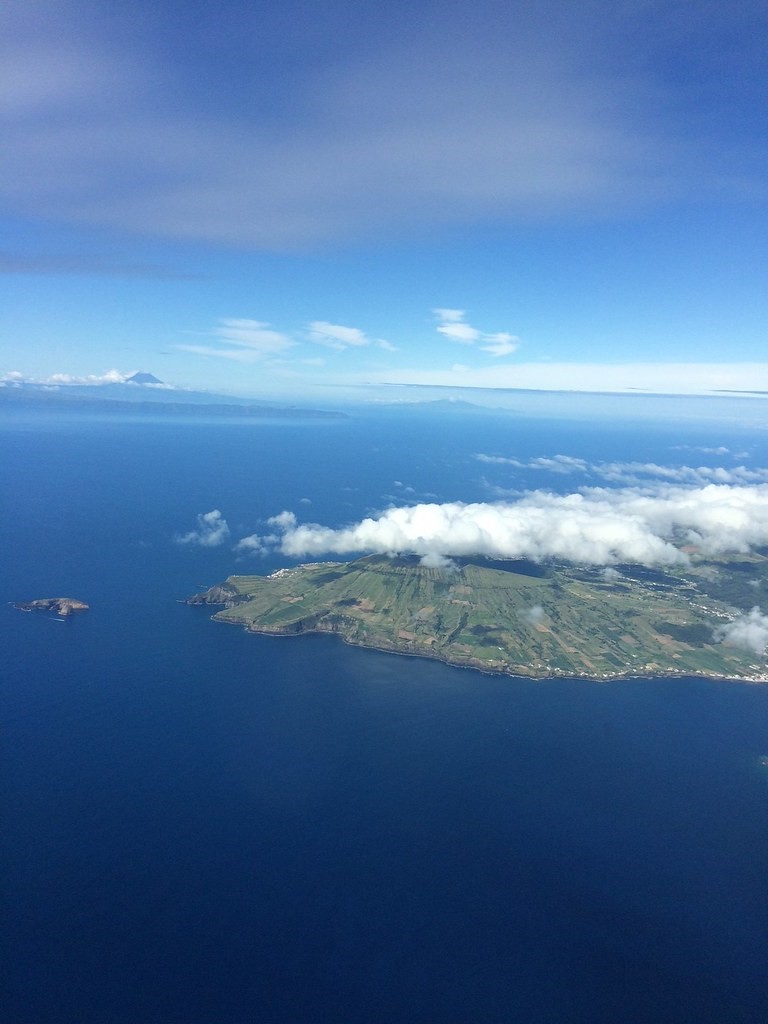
[2,401,767,1023]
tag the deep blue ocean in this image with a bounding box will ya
[2,400,767,1023]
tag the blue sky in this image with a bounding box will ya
[2,0,767,401]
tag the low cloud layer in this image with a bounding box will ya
[372,362,768,395]
[478,453,588,474]
[715,608,768,656]
[243,483,768,567]
[477,454,768,487]
[176,510,230,548]
[2,368,128,386]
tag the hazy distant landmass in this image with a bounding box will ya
[0,379,347,419]
[189,553,768,681]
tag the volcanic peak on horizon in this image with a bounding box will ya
[125,372,164,385]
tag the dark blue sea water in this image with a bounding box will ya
[2,404,767,1023]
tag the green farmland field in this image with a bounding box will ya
[188,553,768,681]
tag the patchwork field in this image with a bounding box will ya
[188,553,768,681]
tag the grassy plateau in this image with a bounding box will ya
[188,553,768,681]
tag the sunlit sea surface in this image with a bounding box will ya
[2,403,767,1023]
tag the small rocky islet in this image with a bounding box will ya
[12,597,89,616]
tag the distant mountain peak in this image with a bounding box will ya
[125,371,163,385]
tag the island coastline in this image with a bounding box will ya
[12,597,89,616]
[188,555,768,683]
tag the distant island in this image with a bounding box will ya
[188,553,768,682]
[0,378,347,420]
[13,597,89,616]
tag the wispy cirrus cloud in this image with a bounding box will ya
[434,310,519,358]
[481,334,520,358]
[175,345,270,365]
[213,319,295,353]
[4,0,738,249]
[435,310,480,344]
[307,321,396,352]
[178,315,396,366]
[308,321,370,351]
[177,318,295,363]
[0,251,197,279]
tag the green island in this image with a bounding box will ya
[188,553,768,681]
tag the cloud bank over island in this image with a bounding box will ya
[236,483,768,568]
[180,478,768,655]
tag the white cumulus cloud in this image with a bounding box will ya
[524,604,545,625]
[715,607,768,656]
[44,369,129,385]
[176,509,230,548]
[234,534,269,555]
[268,510,298,531]
[419,552,456,569]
